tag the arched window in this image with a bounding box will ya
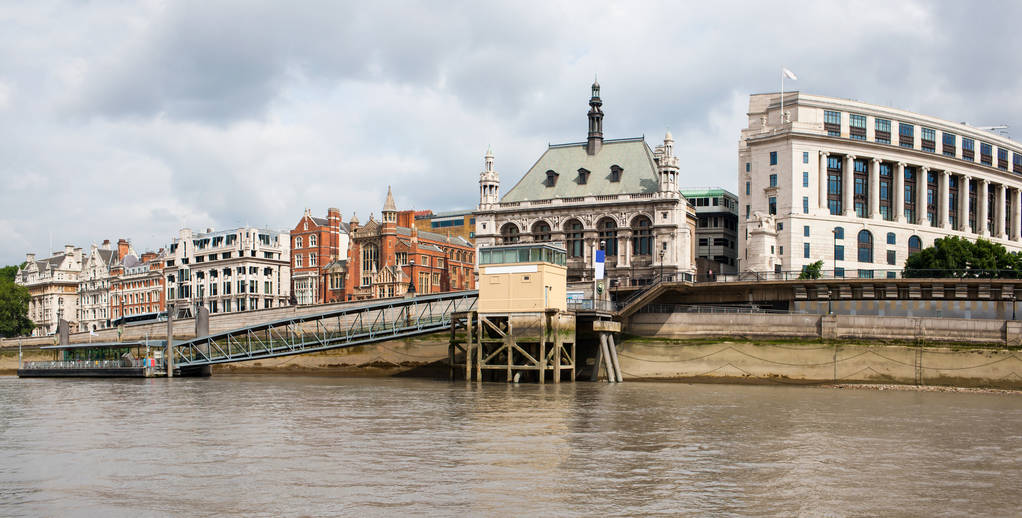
[310,234,317,247]
[908,235,922,256]
[295,236,303,249]
[565,219,584,258]
[598,217,618,256]
[632,216,653,256]
[857,230,874,263]
[532,221,551,242]
[886,232,896,245]
[361,244,378,286]
[833,226,844,240]
[500,223,520,244]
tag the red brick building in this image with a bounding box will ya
[327,187,476,301]
[290,208,348,304]
[109,248,168,322]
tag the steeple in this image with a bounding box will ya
[586,78,604,156]
[382,186,397,224]
[478,146,500,208]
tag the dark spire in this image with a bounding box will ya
[587,78,604,156]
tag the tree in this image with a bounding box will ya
[798,260,823,280]
[0,264,18,283]
[0,275,34,338]
[903,237,1020,278]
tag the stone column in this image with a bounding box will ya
[818,151,829,212]
[959,174,971,234]
[939,170,950,229]
[895,162,906,223]
[996,184,1007,239]
[918,166,929,226]
[621,231,632,268]
[1009,189,1017,241]
[869,158,881,219]
[843,155,855,218]
[978,179,989,237]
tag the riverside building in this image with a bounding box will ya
[474,82,697,290]
[163,227,291,315]
[740,92,1022,277]
[16,245,84,336]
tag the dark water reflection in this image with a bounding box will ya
[1,376,1020,517]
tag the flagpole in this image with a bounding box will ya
[780,67,784,125]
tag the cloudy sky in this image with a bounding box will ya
[2,0,1020,265]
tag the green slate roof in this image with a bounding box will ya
[501,137,659,202]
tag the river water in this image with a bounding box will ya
[1,376,1020,517]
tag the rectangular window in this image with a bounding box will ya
[834,244,844,261]
[899,123,914,148]
[1014,153,1022,174]
[849,114,866,140]
[769,174,778,187]
[698,238,708,246]
[745,181,750,195]
[998,148,1009,170]
[746,205,750,218]
[835,267,845,278]
[875,118,891,144]
[768,196,776,215]
[803,151,809,164]
[921,127,936,152]
[803,225,810,237]
[803,196,809,214]
[981,142,993,165]
[962,138,975,161]
[824,110,841,136]
[942,132,956,156]
[769,151,778,165]
[745,162,750,172]
[803,242,810,258]
[803,171,809,187]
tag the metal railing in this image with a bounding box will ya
[20,359,159,370]
[567,299,616,312]
[172,290,478,367]
[703,268,1022,283]
[638,303,807,315]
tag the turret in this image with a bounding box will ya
[658,130,679,195]
[586,79,604,156]
[478,147,500,208]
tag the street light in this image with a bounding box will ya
[658,249,665,282]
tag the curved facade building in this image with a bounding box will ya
[740,92,1022,277]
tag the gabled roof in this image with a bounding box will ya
[502,138,659,202]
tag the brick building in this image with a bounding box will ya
[289,208,349,305]
[109,249,168,323]
[412,209,476,243]
[326,187,476,301]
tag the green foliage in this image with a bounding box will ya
[798,260,823,280]
[903,237,1022,278]
[0,265,34,337]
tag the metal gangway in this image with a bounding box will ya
[171,291,478,368]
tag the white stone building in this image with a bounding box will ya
[163,227,291,315]
[474,82,696,291]
[77,239,129,332]
[740,92,1022,277]
[16,245,84,336]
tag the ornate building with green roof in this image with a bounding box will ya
[474,82,696,290]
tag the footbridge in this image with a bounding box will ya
[171,291,478,368]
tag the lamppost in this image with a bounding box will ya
[1012,293,1017,320]
[406,259,416,298]
[658,249,665,282]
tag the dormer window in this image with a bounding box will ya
[610,165,623,182]
[577,168,590,184]
[545,170,559,187]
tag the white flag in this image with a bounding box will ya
[90,329,97,336]
[782,67,798,81]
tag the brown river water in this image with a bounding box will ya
[1,375,1020,517]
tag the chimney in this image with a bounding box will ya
[141,251,157,262]
[117,239,130,260]
[26,253,35,263]
[64,244,74,256]
[328,207,341,227]
[102,239,111,250]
